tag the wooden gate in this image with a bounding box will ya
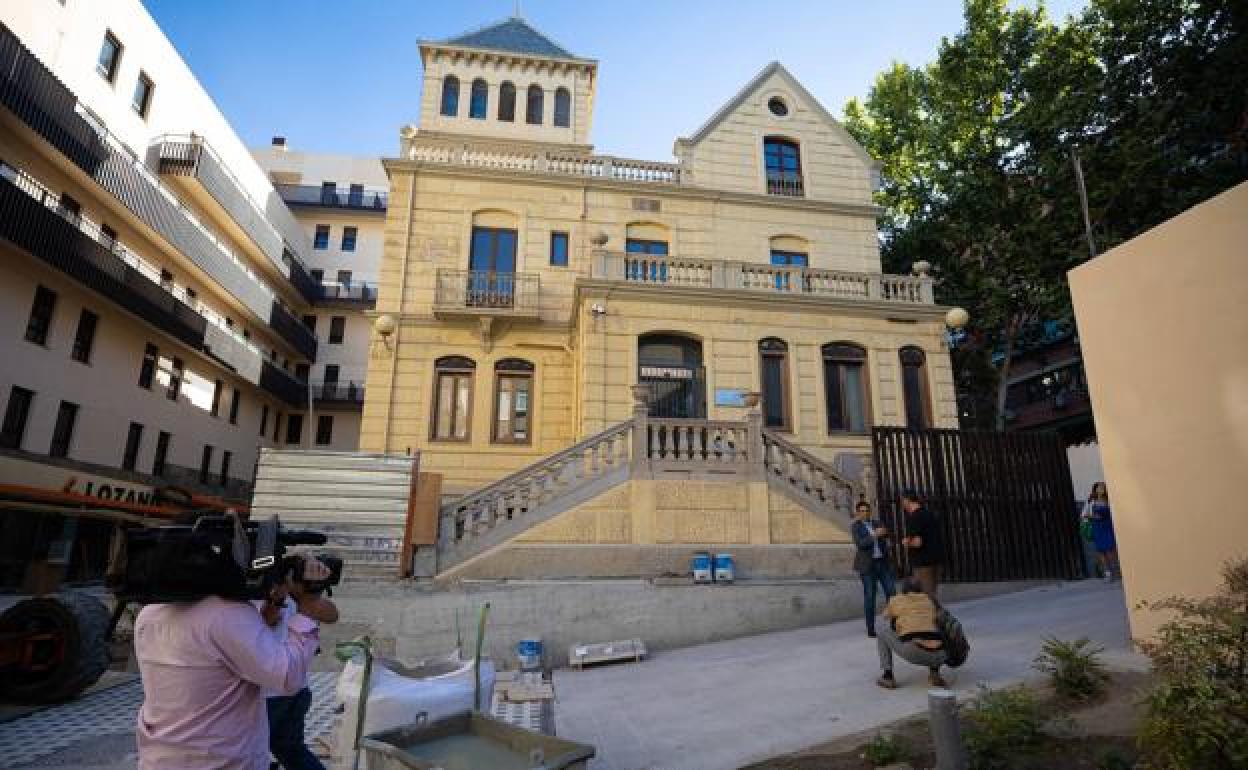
[871,428,1084,582]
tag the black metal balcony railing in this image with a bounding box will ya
[268,301,317,360]
[0,169,208,349]
[765,171,805,197]
[156,138,320,303]
[313,381,365,407]
[317,282,377,304]
[276,184,387,211]
[434,270,540,315]
[260,360,308,408]
[0,25,276,324]
[286,253,322,303]
[0,24,323,364]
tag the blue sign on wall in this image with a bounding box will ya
[714,388,748,407]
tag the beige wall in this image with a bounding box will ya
[418,45,595,147]
[1069,182,1248,639]
[681,68,875,206]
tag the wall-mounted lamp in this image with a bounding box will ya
[374,314,397,348]
[590,303,607,317]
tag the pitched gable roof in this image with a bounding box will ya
[441,16,581,60]
[681,61,879,171]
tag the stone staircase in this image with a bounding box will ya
[434,394,864,577]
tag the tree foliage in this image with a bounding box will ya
[844,0,1248,428]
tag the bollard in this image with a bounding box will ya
[928,688,968,770]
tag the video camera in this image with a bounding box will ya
[109,512,343,604]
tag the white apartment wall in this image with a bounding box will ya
[0,0,309,254]
[2,250,274,486]
[251,147,389,190]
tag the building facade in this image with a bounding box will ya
[253,140,389,451]
[0,2,333,585]
[361,18,957,567]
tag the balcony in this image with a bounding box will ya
[268,301,317,360]
[260,360,308,408]
[590,251,935,304]
[276,184,387,212]
[312,381,365,410]
[433,270,541,319]
[404,135,684,184]
[0,166,207,349]
[0,25,320,358]
[766,171,804,197]
[317,281,378,308]
[155,136,319,303]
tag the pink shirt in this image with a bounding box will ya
[134,596,319,770]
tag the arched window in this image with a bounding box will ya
[440,75,459,117]
[526,84,544,125]
[432,356,474,441]
[823,343,869,433]
[899,346,930,429]
[763,137,803,196]
[553,87,571,127]
[498,81,516,122]
[469,78,488,119]
[493,358,534,444]
[759,338,792,430]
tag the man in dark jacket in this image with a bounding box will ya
[901,489,944,599]
[852,500,896,637]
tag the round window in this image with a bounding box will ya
[768,97,789,117]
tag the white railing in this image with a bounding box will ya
[404,136,684,185]
[762,430,861,515]
[592,251,936,304]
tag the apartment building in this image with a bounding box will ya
[0,2,324,585]
[361,18,960,577]
[252,141,388,451]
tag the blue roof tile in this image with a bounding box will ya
[443,17,577,59]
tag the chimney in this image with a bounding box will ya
[271,136,287,152]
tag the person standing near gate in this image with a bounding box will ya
[900,489,944,599]
[1081,481,1119,581]
[852,501,896,637]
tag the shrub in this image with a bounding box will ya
[1032,636,1110,701]
[962,684,1047,770]
[1095,746,1135,770]
[1137,557,1248,770]
[862,731,911,766]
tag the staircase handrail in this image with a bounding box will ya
[761,428,862,508]
[441,419,635,520]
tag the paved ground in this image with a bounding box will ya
[0,580,1140,770]
[553,580,1143,770]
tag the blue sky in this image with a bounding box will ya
[145,0,1088,161]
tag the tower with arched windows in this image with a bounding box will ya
[418,17,595,146]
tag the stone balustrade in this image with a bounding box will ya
[436,387,864,573]
[592,251,936,304]
[405,136,684,184]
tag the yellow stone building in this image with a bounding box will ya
[361,18,956,577]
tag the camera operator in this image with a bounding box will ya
[133,556,332,770]
[255,555,339,770]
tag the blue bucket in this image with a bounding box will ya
[516,638,543,670]
[714,553,736,583]
[692,551,712,583]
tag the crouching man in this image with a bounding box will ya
[875,578,947,689]
[133,557,331,769]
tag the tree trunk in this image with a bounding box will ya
[993,324,1019,432]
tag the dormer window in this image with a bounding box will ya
[554,88,571,127]
[440,75,460,116]
[764,137,803,197]
[499,81,516,122]
[469,79,488,119]
[526,85,544,125]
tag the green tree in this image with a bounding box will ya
[844,0,1248,429]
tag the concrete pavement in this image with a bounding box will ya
[553,580,1143,770]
